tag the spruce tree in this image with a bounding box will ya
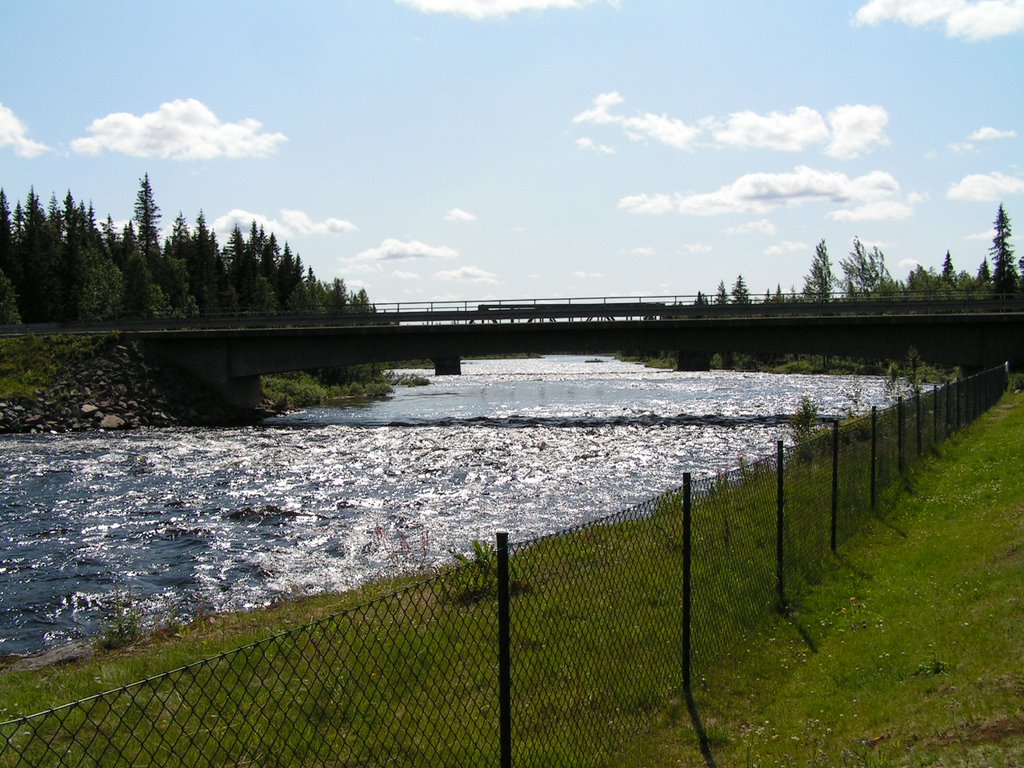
[730,274,751,304]
[989,203,1016,295]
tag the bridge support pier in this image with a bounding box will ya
[433,356,462,375]
[676,350,711,372]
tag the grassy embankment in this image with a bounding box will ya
[1,380,1019,764]
[0,334,110,399]
[624,393,1024,767]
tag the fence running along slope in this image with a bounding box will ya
[0,364,1009,767]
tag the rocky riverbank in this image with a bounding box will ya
[0,339,274,433]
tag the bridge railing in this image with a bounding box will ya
[3,291,1024,336]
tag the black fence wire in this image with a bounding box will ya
[0,364,1010,767]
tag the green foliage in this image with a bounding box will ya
[789,395,821,443]
[0,334,108,398]
[261,369,395,409]
[96,589,144,651]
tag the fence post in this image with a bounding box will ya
[682,474,692,693]
[870,407,878,513]
[915,390,922,457]
[932,385,938,447]
[897,397,905,475]
[831,420,839,553]
[776,440,786,613]
[496,532,512,768]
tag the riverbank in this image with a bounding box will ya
[625,392,1024,766]
[0,335,272,433]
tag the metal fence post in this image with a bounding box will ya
[915,391,922,457]
[831,419,839,553]
[932,384,938,447]
[496,532,512,768]
[870,407,878,513]
[776,440,786,613]
[897,396,905,475]
[682,474,692,693]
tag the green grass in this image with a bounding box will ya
[621,393,1024,767]
[0,334,110,399]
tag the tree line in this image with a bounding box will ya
[0,175,370,325]
[703,204,1016,306]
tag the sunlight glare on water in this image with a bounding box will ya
[0,356,887,655]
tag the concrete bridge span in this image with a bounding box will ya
[133,312,1024,407]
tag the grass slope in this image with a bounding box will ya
[625,393,1024,767]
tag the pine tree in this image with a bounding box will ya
[941,251,954,284]
[134,173,162,269]
[714,280,728,305]
[730,274,750,304]
[989,203,1016,295]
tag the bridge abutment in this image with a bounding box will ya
[433,356,462,375]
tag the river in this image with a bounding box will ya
[0,356,888,656]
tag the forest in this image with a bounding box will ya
[0,175,370,325]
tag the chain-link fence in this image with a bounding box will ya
[0,365,1009,767]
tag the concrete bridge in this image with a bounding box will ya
[103,295,1024,407]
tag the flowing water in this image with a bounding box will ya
[0,356,887,656]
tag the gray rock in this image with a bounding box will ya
[99,414,127,430]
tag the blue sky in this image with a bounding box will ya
[1,0,1022,304]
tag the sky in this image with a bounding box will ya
[1,0,1022,305]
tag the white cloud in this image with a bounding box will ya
[575,94,888,158]
[623,246,657,256]
[0,102,50,158]
[621,167,904,217]
[825,105,890,159]
[947,171,1024,200]
[853,0,1024,40]
[71,98,287,160]
[391,270,421,279]
[445,207,478,222]
[829,200,915,221]
[764,241,809,256]
[713,107,829,152]
[969,126,1017,141]
[574,92,701,151]
[394,0,615,19]
[353,238,459,262]
[899,258,924,271]
[576,137,615,154]
[573,270,605,278]
[618,192,680,215]
[435,265,498,283]
[572,91,625,125]
[726,219,778,235]
[648,166,902,216]
[213,208,357,239]
[681,243,713,254]
[622,112,701,151]
[966,229,996,240]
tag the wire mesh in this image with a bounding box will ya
[1,564,501,767]
[506,494,685,766]
[689,458,778,681]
